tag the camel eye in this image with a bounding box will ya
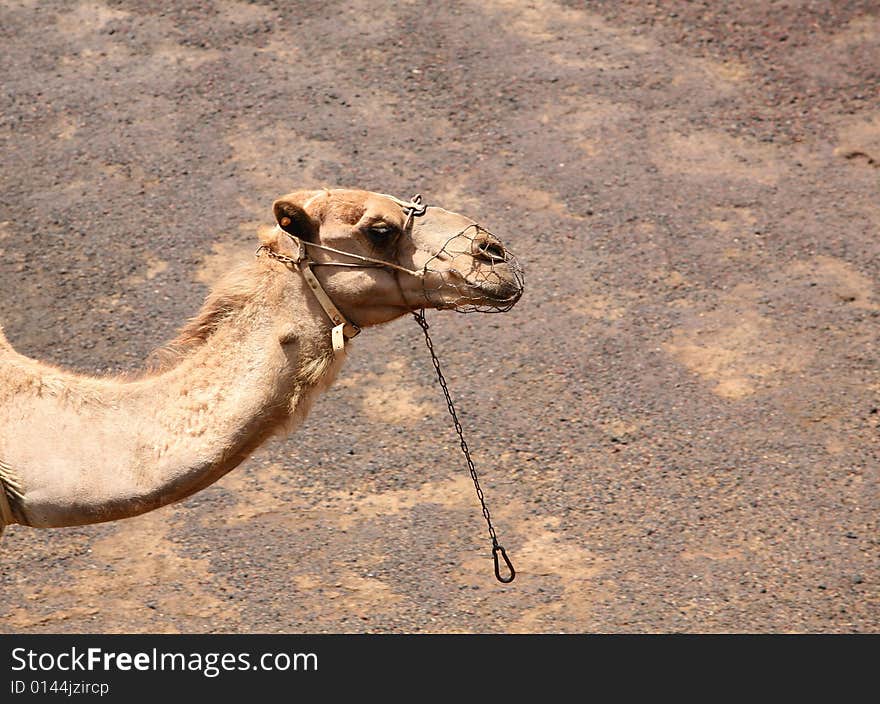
[366,223,395,241]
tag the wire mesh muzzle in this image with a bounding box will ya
[421,224,524,313]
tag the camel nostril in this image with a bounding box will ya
[474,241,507,263]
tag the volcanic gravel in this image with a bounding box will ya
[0,0,878,633]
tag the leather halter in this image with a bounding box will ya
[258,194,428,355]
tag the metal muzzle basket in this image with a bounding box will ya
[422,224,525,314]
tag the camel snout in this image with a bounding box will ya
[467,234,524,311]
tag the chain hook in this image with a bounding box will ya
[493,543,516,584]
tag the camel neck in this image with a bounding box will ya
[0,261,344,528]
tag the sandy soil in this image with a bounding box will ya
[0,0,877,633]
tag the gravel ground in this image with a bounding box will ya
[0,0,878,633]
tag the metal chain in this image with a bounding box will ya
[412,309,515,583]
[256,244,300,267]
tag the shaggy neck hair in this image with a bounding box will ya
[150,260,280,371]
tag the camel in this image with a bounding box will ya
[0,189,523,535]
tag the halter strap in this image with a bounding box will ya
[299,262,361,352]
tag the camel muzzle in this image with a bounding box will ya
[422,224,524,314]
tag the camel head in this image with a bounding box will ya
[260,188,524,327]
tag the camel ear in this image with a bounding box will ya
[273,193,320,242]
